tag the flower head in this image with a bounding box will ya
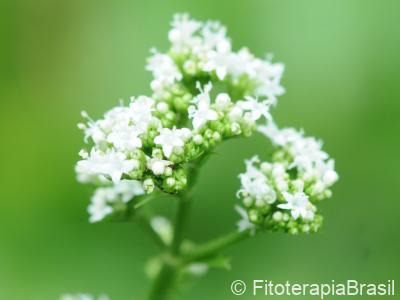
[154,128,188,158]
[278,192,315,220]
[188,82,218,129]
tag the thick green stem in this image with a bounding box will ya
[181,229,253,264]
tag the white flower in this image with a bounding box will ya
[146,51,182,87]
[88,180,144,223]
[311,159,339,187]
[235,205,256,234]
[215,93,231,109]
[76,149,138,183]
[259,122,333,177]
[203,40,233,80]
[147,158,172,176]
[154,128,186,158]
[178,127,192,140]
[113,180,145,202]
[252,59,285,104]
[107,123,142,151]
[201,21,228,50]
[188,82,218,129]
[236,97,271,122]
[278,192,315,220]
[88,190,113,223]
[290,137,328,171]
[228,106,243,121]
[229,48,256,79]
[238,156,277,204]
[258,122,302,147]
[78,112,107,144]
[129,96,156,131]
[169,13,202,50]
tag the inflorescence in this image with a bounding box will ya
[236,123,339,234]
[75,14,337,234]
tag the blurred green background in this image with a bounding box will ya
[1,0,400,299]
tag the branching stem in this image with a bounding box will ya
[181,229,253,264]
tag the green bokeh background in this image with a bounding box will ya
[1,0,399,299]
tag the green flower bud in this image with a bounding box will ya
[243,196,253,207]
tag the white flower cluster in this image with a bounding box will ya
[147,13,284,104]
[88,180,144,223]
[76,14,280,223]
[236,123,339,234]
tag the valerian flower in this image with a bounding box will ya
[203,40,233,80]
[154,127,189,158]
[278,192,315,220]
[236,122,338,234]
[188,83,218,129]
[76,149,138,183]
[76,14,337,235]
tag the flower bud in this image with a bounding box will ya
[212,132,221,142]
[166,177,175,187]
[156,102,169,112]
[193,134,203,145]
[215,93,231,109]
[143,178,155,193]
[272,211,283,222]
[164,167,173,176]
[231,122,241,135]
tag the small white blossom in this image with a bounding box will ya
[278,192,315,220]
[238,156,277,204]
[203,40,233,80]
[169,13,202,51]
[235,205,256,234]
[88,180,144,223]
[236,97,271,122]
[129,96,156,130]
[154,128,187,158]
[147,158,172,176]
[107,123,142,151]
[252,59,285,104]
[188,83,218,129]
[88,192,113,223]
[147,51,182,89]
[215,93,231,109]
[76,149,138,183]
[201,21,228,50]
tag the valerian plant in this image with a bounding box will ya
[71,14,338,300]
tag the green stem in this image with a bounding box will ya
[181,229,253,264]
[147,163,199,300]
[146,256,177,300]
[146,153,220,299]
[171,195,191,255]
